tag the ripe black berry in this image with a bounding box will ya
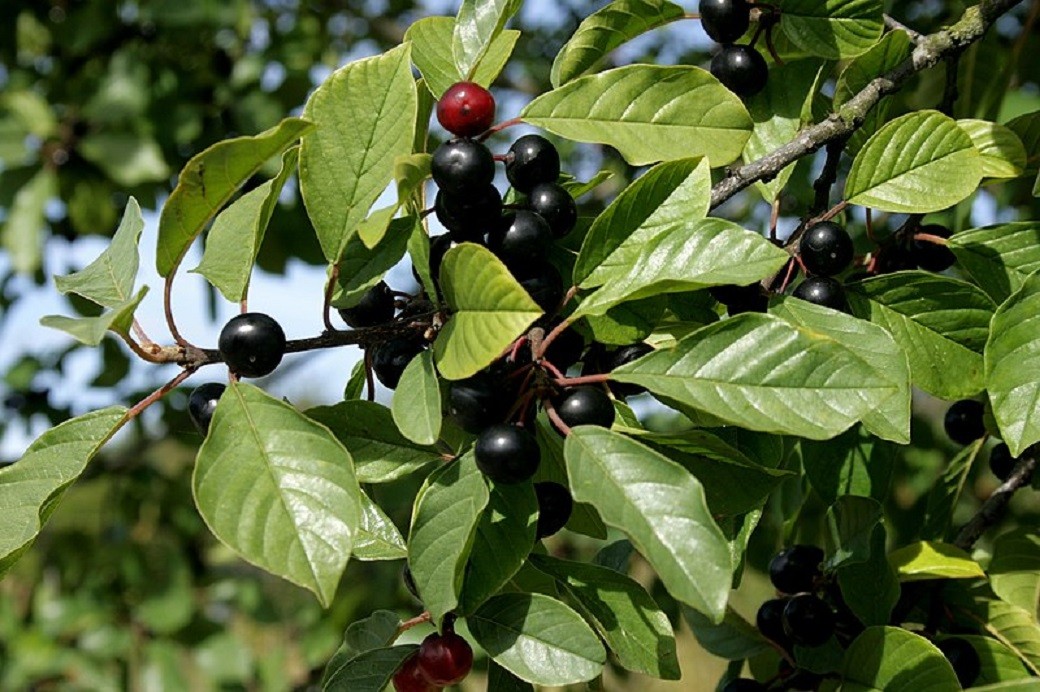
[392,653,437,692]
[435,185,502,243]
[474,424,541,484]
[437,81,495,138]
[417,631,474,686]
[799,221,854,276]
[428,234,455,283]
[720,680,767,692]
[874,243,915,274]
[337,281,395,328]
[792,276,847,311]
[782,594,835,647]
[431,139,494,195]
[911,224,956,272]
[534,481,573,539]
[936,637,981,688]
[989,442,1017,481]
[709,283,768,314]
[700,0,751,43]
[769,544,824,594]
[515,262,564,313]
[527,182,577,238]
[944,399,986,445]
[506,134,561,193]
[218,312,286,378]
[371,338,424,389]
[542,318,585,370]
[487,210,553,268]
[188,382,225,434]
[756,598,791,648]
[556,386,616,429]
[448,372,507,434]
[606,342,654,398]
[710,44,768,97]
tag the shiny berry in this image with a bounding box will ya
[936,637,981,688]
[475,424,541,484]
[700,0,751,43]
[556,386,615,429]
[372,338,424,389]
[944,399,986,445]
[756,598,791,648]
[437,81,495,138]
[782,594,835,647]
[769,544,824,594]
[431,139,494,195]
[188,382,225,435]
[527,182,577,238]
[435,185,502,243]
[989,442,1017,481]
[711,44,768,97]
[709,283,768,314]
[506,134,561,192]
[337,281,395,328]
[720,679,767,692]
[607,342,654,398]
[417,631,474,686]
[487,210,553,268]
[911,224,956,272]
[515,262,564,313]
[392,653,437,692]
[800,221,854,276]
[218,312,286,378]
[534,481,573,539]
[792,276,847,311]
[448,372,507,433]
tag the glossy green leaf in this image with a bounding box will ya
[846,272,995,399]
[391,351,441,446]
[564,427,731,621]
[407,454,489,622]
[2,167,56,274]
[682,606,771,661]
[837,525,899,626]
[330,217,413,309]
[533,419,608,539]
[958,119,1027,178]
[841,626,960,691]
[468,592,606,685]
[986,272,1040,456]
[922,438,985,541]
[193,383,362,606]
[549,0,685,86]
[323,645,418,692]
[54,197,143,307]
[529,554,679,679]
[946,582,1040,675]
[452,0,521,80]
[521,65,753,166]
[299,44,416,262]
[779,0,883,59]
[353,491,407,561]
[406,16,519,98]
[825,495,882,569]
[948,223,1040,303]
[40,286,149,346]
[887,541,986,582]
[433,243,542,380]
[800,426,895,504]
[461,482,537,613]
[156,117,311,276]
[613,313,897,439]
[193,148,298,302]
[845,111,984,213]
[0,406,127,577]
[306,401,442,483]
[78,132,170,187]
[989,528,1040,618]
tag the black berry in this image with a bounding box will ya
[218,312,286,378]
[720,680,767,692]
[371,338,424,389]
[799,221,854,276]
[428,234,455,284]
[989,442,1017,481]
[527,182,577,238]
[474,424,541,484]
[944,399,986,445]
[700,0,751,43]
[431,139,494,195]
[769,544,824,594]
[936,637,981,688]
[487,210,553,268]
[710,44,768,97]
[435,185,502,243]
[606,342,654,398]
[437,81,495,138]
[506,134,561,193]
[188,382,225,435]
[756,598,791,648]
[874,243,916,274]
[792,276,847,311]
[542,318,585,370]
[911,224,956,272]
[534,481,573,539]
[515,262,564,313]
[448,372,507,434]
[556,386,615,429]
[782,594,835,647]
[337,281,395,328]
[710,283,768,314]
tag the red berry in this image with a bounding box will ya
[417,631,474,686]
[437,82,496,137]
[392,653,438,692]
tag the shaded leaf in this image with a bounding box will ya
[779,0,884,59]
[841,626,960,691]
[949,223,1040,303]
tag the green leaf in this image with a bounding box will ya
[800,426,895,504]
[835,30,911,105]
[487,662,535,691]
[193,148,298,302]
[407,454,489,622]
[407,17,519,98]
[841,626,960,691]
[846,272,995,399]
[54,197,144,307]
[41,286,149,346]
[529,554,679,679]
[564,427,731,622]
[922,438,985,541]
[824,495,882,569]
[958,119,1027,178]
[468,592,606,685]
[779,0,884,59]
[521,65,753,166]
[682,606,771,661]
[407,222,438,307]
[78,132,170,187]
[2,167,56,274]
[353,491,407,561]
[1,89,57,138]
[391,351,442,446]
[193,383,362,606]
[433,243,542,380]
[299,44,416,262]
[156,117,311,276]
[613,313,897,439]
[460,482,538,613]
[946,582,1040,676]
[549,0,685,87]
[1006,110,1040,172]
[845,110,984,213]
[322,610,401,687]
[452,0,521,80]
[989,528,1040,619]
[323,645,418,692]
[533,419,608,539]
[986,271,1040,456]
[944,635,1033,685]
[306,401,442,483]
[0,406,127,577]
[583,295,667,345]
[948,223,1040,303]
[330,217,413,309]
[837,525,900,627]
[887,541,986,582]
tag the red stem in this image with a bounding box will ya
[542,396,572,437]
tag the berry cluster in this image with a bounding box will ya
[872,223,957,275]
[792,220,854,311]
[943,399,1033,483]
[702,0,769,98]
[392,621,474,692]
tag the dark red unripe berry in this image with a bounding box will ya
[437,81,496,138]
[218,312,286,378]
[487,210,553,268]
[936,637,981,688]
[475,424,541,484]
[534,481,573,539]
[782,594,835,647]
[372,338,424,389]
[989,442,1017,481]
[506,134,561,193]
[527,183,577,238]
[769,544,824,594]
[417,631,474,686]
[709,283,768,314]
[800,221,854,276]
[911,224,956,272]
[710,44,768,97]
[556,386,616,429]
[337,281,395,328]
[515,262,564,313]
[944,399,986,445]
[435,185,502,243]
[756,598,791,649]
[792,276,847,311]
[700,0,751,43]
[448,372,508,434]
[188,382,225,435]
[392,653,437,692]
[720,679,767,692]
[431,139,494,195]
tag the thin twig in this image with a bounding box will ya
[163,274,190,347]
[125,367,197,420]
[543,397,572,437]
[395,611,432,638]
[553,373,611,388]
[883,14,925,43]
[954,453,1038,550]
[811,137,849,215]
[323,264,340,334]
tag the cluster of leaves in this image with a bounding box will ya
[2,0,1040,690]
